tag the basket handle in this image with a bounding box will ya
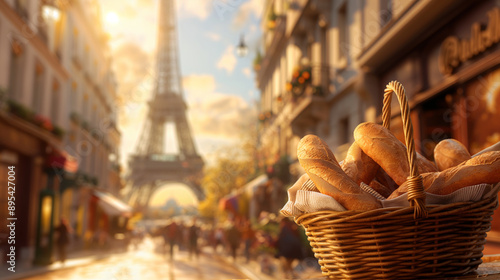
[382,81,427,219]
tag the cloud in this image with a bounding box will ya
[177,0,212,20]
[182,74,257,140]
[183,74,217,94]
[242,67,251,78]
[232,0,264,28]
[205,32,221,41]
[216,45,237,74]
[188,94,256,138]
[111,42,154,126]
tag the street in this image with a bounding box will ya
[22,238,248,280]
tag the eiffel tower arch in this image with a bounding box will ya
[127,0,204,210]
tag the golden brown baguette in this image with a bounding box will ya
[374,168,399,193]
[368,179,393,198]
[354,122,409,185]
[417,152,439,173]
[354,122,437,185]
[297,135,381,211]
[388,151,500,198]
[472,141,500,157]
[341,142,379,185]
[434,139,471,171]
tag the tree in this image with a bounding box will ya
[198,123,259,220]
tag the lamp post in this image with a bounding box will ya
[42,2,61,21]
[33,171,56,265]
[236,34,248,57]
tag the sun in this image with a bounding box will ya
[105,11,119,24]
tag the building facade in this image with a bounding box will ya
[256,0,500,233]
[0,0,125,265]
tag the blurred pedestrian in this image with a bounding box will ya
[213,226,224,253]
[163,220,178,260]
[275,217,304,279]
[54,218,73,265]
[188,218,200,259]
[241,220,254,263]
[226,222,241,261]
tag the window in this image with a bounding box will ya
[8,40,25,101]
[338,2,348,62]
[69,81,77,112]
[32,62,45,114]
[380,0,393,27]
[82,93,88,124]
[339,117,349,144]
[51,81,60,124]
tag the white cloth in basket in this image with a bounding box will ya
[280,174,500,218]
[280,174,346,217]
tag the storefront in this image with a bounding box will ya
[86,190,132,248]
[0,113,52,263]
[379,1,500,158]
[375,0,500,237]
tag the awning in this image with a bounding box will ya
[244,174,268,196]
[46,149,78,173]
[94,190,133,218]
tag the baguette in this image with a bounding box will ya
[417,152,439,173]
[388,151,500,198]
[374,168,399,193]
[354,122,409,185]
[434,139,471,171]
[341,142,379,185]
[472,141,500,157]
[297,135,381,211]
[369,179,393,198]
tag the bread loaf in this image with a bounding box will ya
[472,141,500,157]
[297,135,381,211]
[417,152,439,173]
[374,168,399,193]
[354,122,409,185]
[388,151,500,198]
[341,142,379,185]
[434,139,471,171]
[369,179,393,198]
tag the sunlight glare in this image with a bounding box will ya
[105,11,120,24]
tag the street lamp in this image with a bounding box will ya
[42,2,61,21]
[236,34,248,57]
[33,187,56,265]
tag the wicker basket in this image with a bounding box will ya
[294,81,499,279]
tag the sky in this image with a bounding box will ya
[97,0,263,206]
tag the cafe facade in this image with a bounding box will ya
[357,0,500,236]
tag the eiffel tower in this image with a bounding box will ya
[128,0,204,210]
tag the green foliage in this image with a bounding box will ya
[7,100,34,121]
[52,126,65,139]
[198,124,259,219]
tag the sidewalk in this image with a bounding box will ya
[213,240,500,280]
[207,247,323,280]
[0,248,119,280]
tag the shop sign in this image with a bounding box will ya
[439,7,500,75]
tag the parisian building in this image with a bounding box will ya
[256,0,500,233]
[0,0,126,264]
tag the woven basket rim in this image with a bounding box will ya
[295,196,498,226]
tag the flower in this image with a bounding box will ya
[292,71,300,78]
[34,115,53,132]
[298,77,305,84]
[286,83,292,91]
[302,71,310,80]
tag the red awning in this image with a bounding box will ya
[46,149,78,173]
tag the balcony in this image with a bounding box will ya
[72,55,82,70]
[257,16,287,84]
[288,85,328,134]
[14,0,29,21]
